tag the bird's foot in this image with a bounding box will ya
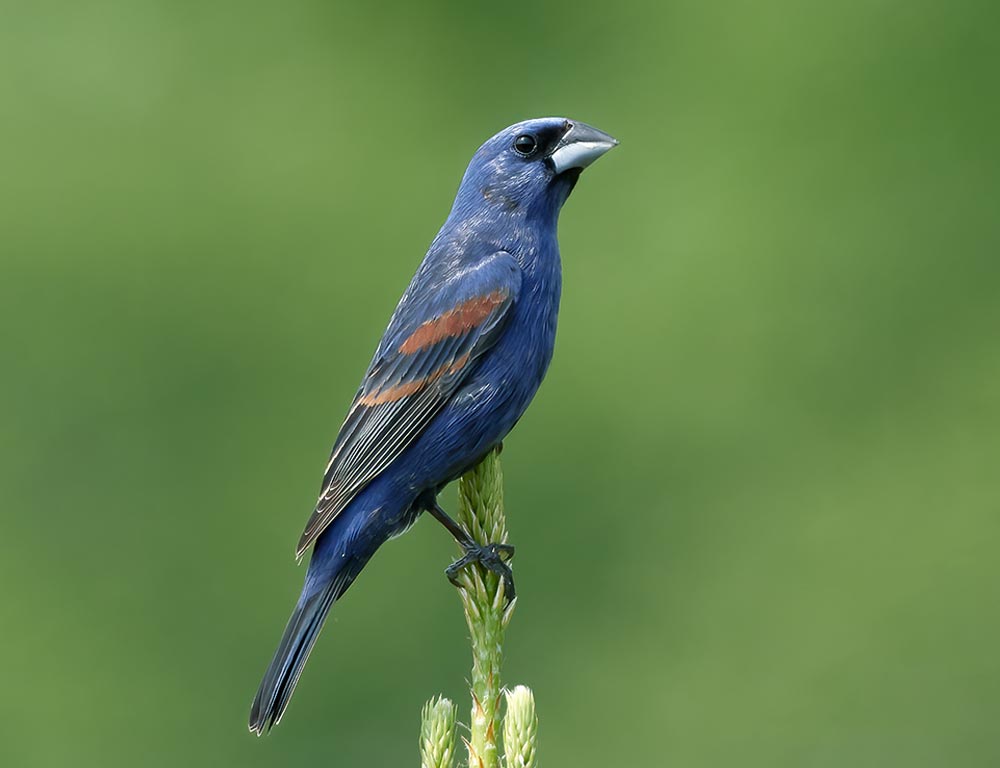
[446,542,516,601]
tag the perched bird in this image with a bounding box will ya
[249,118,617,734]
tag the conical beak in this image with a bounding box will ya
[547,121,619,174]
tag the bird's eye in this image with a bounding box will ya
[513,134,537,156]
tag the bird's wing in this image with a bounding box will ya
[296,251,522,557]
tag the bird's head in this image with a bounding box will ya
[449,117,618,223]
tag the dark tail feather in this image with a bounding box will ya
[248,563,363,734]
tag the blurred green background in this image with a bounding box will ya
[2,0,998,765]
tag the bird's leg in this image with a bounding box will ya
[425,498,515,601]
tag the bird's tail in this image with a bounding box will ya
[248,539,375,734]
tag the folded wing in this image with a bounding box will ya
[296,251,522,558]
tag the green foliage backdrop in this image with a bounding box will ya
[2,1,998,765]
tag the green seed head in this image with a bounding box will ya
[503,685,537,768]
[420,696,457,768]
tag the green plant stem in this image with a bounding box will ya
[454,448,515,768]
[420,447,538,768]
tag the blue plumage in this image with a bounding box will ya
[249,118,617,733]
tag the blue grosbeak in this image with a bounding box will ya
[250,118,617,733]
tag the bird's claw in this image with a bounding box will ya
[446,542,516,602]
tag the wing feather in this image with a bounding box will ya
[296,252,521,557]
